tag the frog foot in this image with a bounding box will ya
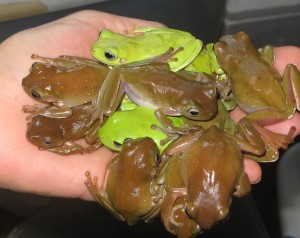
[252,123,296,150]
[22,104,73,119]
[151,123,198,146]
[169,203,185,229]
[84,140,103,153]
[151,47,184,64]
[46,141,84,155]
[84,171,101,201]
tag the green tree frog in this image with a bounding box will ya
[91,27,202,71]
[98,103,184,152]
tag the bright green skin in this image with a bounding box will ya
[91,27,202,71]
[185,43,224,75]
[98,103,184,152]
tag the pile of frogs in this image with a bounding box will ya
[21,28,300,238]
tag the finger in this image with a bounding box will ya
[273,46,300,74]
[244,158,262,184]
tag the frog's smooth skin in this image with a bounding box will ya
[91,27,203,72]
[184,100,236,134]
[156,121,272,231]
[98,104,184,152]
[85,137,164,225]
[93,52,218,133]
[214,31,300,124]
[185,43,224,76]
[159,154,201,237]
[25,103,101,155]
[22,55,109,118]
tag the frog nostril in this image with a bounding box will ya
[31,90,41,99]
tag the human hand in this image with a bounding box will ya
[230,46,300,184]
[0,10,165,200]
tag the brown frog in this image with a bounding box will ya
[25,103,101,155]
[22,55,110,118]
[156,120,267,231]
[214,32,298,151]
[92,48,218,133]
[85,137,164,225]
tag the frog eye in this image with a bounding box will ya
[31,89,42,99]
[154,154,161,165]
[43,136,53,146]
[187,108,200,117]
[123,138,132,143]
[184,207,192,218]
[104,50,116,61]
[113,141,122,148]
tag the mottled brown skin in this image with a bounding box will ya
[25,103,101,155]
[156,125,263,231]
[85,137,164,225]
[22,55,110,117]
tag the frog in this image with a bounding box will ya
[98,103,184,152]
[214,31,300,124]
[214,31,299,153]
[22,54,110,118]
[92,48,218,134]
[24,103,102,155]
[91,27,203,72]
[85,137,164,225]
[155,119,273,231]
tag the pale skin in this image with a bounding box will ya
[0,10,299,201]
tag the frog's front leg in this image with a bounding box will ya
[235,118,295,162]
[91,67,125,123]
[84,119,103,153]
[153,108,198,135]
[84,171,125,222]
[31,54,103,69]
[46,141,84,155]
[161,188,187,234]
[23,104,73,119]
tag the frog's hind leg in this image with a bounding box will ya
[84,171,125,222]
[252,122,296,150]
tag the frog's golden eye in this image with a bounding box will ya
[31,89,41,99]
[187,108,200,117]
[104,50,116,61]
